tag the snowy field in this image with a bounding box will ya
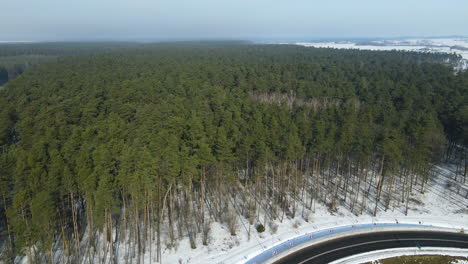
[142,163,467,264]
[288,38,468,60]
[281,38,468,70]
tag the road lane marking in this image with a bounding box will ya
[298,238,468,264]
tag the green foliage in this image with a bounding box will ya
[256,223,265,233]
[0,66,8,85]
[0,42,466,257]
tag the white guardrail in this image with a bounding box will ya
[221,216,467,264]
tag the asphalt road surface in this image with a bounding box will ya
[273,231,468,264]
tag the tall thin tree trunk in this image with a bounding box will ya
[373,155,385,216]
[70,192,80,258]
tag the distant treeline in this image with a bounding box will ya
[0,42,145,57]
[0,41,253,86]
[0,42,144,85]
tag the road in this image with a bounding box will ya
[273,231,468,264]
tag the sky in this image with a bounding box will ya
[2,0,468,41]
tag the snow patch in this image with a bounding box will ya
[14,164,467,264]
[280,38,468,69]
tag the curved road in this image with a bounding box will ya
[273,231,468,264]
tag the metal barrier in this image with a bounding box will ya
[244,222,433,264]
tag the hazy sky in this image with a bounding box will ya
[2,0,467,41]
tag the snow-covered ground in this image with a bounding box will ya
[453,260,468,264]
[151,163,467,264]
[289,38,468,60]
[281,38,468,70]
[20,163,466,264]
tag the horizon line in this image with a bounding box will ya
[1,35,468,44]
